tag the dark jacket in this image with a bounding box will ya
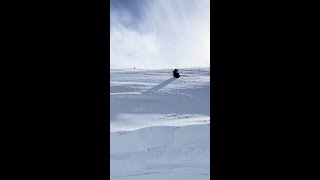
[173,69,178,76]
[173,69,179,78]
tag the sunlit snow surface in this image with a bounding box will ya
[110,68,210,180]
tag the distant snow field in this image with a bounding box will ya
[110,68,210,180]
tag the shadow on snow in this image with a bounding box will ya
[143,78,176,94]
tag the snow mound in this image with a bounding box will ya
[111,124,210,180]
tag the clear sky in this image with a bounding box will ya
[110,0,210,69]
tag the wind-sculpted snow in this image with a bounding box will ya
[110,124,210,180]
[110,67,210,180]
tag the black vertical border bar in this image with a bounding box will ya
[106,0,111,178]
[95,0,110,178]
[212,0,225,179]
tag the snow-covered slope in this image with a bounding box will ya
[110,68,210,180]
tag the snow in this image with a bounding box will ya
[110,67,210,180]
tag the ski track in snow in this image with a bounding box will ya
[110,67,210,180]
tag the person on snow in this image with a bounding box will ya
[173,69,180,78]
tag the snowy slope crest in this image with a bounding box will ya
[110,67,210,132]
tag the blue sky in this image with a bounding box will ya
[110,0,210,69]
